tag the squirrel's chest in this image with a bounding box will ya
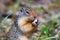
[7,25,23,40]
[7,25,33,40]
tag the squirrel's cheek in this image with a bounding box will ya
[18,19,27,26]
[17,17,29,26]
[19,23,33,33]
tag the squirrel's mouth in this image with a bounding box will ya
[17,16,38,33]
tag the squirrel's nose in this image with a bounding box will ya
[32,19,38,25]
[35,20,38,24]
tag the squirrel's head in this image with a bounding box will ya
[17,7,38,33]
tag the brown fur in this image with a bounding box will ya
[7,7,38,40]
[18,17,37,37]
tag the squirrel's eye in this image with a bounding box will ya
[26,11,30,15]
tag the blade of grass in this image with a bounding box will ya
[44,36,58,40]
[1,14,11,24]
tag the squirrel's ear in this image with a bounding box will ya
[13,12,18,20]
[13,14,17,20]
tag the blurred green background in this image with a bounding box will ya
[0,0,60,40]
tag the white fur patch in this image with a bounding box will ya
[18,36,29,40]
